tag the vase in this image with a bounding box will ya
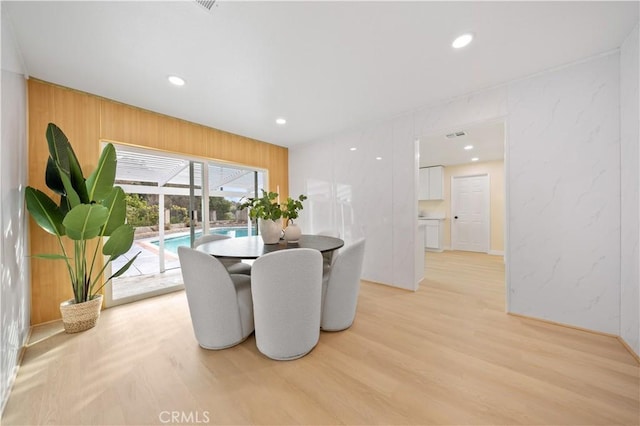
[259,219,282,244]
[284,222,302,243]
[59,294,103,333]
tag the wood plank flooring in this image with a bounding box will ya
[3,251,638,425]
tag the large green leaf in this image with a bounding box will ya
[46,123,70,174]
[45,123,88,202]
[107,252,140,280]
[102,224,134,257]
[58,165,80,209]
[62,204,109,240]
[101,187,126,236]
[86,144,116,202]
[67,146,89,204]
[30,253,69,260]
[25,187,65,236]
[45,156,65,195]
[59,194,71,216]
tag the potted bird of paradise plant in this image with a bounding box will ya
[25,123,139,333]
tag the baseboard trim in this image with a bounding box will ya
[508,312,639,364]
[360,279,416,292]
[1,326,32,417]
[617,336,640,363]
[508,312,618,337]
[442,247,504,256]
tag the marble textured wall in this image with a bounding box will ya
[289,114,420,290]
[620,24,639,355]
[1,4,30,415]
[507,53,621,334]
[291,48,628,338]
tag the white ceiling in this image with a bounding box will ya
[113,144,263,197]
[4,1,638,148]
[420,120,504,167]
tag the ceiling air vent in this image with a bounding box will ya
[445,130,467,139]
[195,0,216,11]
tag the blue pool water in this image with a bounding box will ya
[151,227,256,254]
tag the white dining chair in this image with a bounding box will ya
[321,238,366,331]
[316,229,340,267]
[194,233,252,275]
[178,246,254,349]
[251,248,323,360]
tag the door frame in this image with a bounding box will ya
[418,116,509,312]
[102,142,269,308]
[450,173,490,253]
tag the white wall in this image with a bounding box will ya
[507,53,621,334]
[620,24,639,356]
[1,3,30,415]
[289,114,420,290]
[290,50,630,339]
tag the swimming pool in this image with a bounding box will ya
[151,226,257,254]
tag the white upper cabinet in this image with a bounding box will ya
[418,168,430,200]
[428,166,443,200]
[418,166,444,200]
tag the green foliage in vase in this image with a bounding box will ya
[238,190,282,221]
[25,123,140,304]
[282,194,308,223]
[238,190,307,223]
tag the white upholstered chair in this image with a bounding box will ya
[193,233,252,275]
[321,238,366,331]
[316,229,340,267]
[251,248,323,360]
[178,246,254,349]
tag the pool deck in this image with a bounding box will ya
[110,224,254,300]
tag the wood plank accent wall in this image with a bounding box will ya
[28,79,289,324]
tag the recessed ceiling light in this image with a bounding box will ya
[375,157,382,160]
[464,145,474,150]
[350,147,357,151]
[452,33,473,49]
[276,118,287,125]
[168,75,185,86]
[471,157,479,162]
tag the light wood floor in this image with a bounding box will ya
[3,251,639,425]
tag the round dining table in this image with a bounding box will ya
[195,234,344,259]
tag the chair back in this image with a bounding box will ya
[251,248,323,360]
[194,233,249,272]
[178,246,248,349]
[194,233,230,247]
[321,238,366,331]
[317,229,340,238]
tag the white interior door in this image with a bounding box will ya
[451,174,490,253]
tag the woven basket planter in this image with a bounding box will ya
[59,295,103,333]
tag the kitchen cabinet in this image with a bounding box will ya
[418,166,444,200]
[420,219,443,252]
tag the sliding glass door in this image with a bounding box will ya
[105,144,264,306]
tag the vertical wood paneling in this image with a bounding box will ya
[28,79,289,324]
[28,80,101,324]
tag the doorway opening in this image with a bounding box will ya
[418,118,508,308]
